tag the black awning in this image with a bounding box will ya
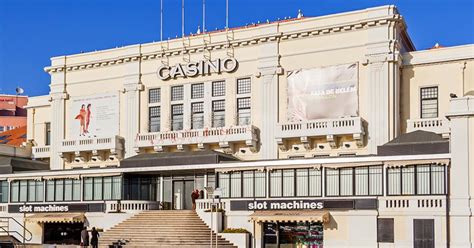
[120,150,239,168]
[0,156,50,174]
[377,130,449,156]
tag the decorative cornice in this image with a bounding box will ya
[44,15,402,74]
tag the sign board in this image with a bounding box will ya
[68,92,119,139]
[230,199,377,211]
[287,63,359,121]
[157,58,238,80]
[8,203,105,213]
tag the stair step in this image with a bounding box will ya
[99,210,236,248]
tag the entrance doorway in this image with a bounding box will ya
[414,219,434,248]
[43,222,83,245]
[173,180,194,210]
[263,222,324,248]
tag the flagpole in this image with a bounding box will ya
[203,0,206,33]
[160,0,163,41]
[225,0,229,29]
[182,0,185,37]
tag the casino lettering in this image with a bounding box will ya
[157,57,238,80]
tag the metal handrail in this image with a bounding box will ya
[0,217,33,243]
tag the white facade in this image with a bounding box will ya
[0,5,473,248]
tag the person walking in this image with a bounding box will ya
[80,226,89,247]
[90,227,100,248]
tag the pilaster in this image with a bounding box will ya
[257,25,281,160]
[122,50,143,158]
[446,96,474,248]
[365,37,402,154]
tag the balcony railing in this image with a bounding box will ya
[32,146,51,159]
[406,118,450,137]
[105,200,160,213]
[59,136,124,153]
[276,117,364,149]
[135,125,258,152]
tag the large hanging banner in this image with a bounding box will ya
[68,92,119,139]
[287,63,358,121]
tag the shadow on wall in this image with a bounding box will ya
[324,214,338,230]
[400,58,415,134]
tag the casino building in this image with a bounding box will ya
[0,5,473,248]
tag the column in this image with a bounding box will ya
[446,96,474,248]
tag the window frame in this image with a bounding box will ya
[420,86,439,119]
[386,164,446,196]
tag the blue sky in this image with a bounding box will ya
[0,0,473,97]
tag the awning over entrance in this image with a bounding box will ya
[249,210,330,224]
[26,213,85,223]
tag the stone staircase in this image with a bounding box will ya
[99,210,237,248]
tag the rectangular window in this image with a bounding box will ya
[191,102,204,129]
[237,78,251,94]
[431,165,445,194]
[83,178,93,201]
[237,97,251,125]
[55,179,64,201]
[103,177,113,200]
[309,169,322,197]
[46,180,55,201]
[149,106,161,132]
[171,104,184,131]
[11,181,19,202]
[64,179,73,201]
[282,170,295,197]
[377,218,394,243]
[355,167,369,196]
[73,180,81,201]
[149,88,161,103]
[325,168,339,196]
[242,171,254,198]
[218,173,230,198]
[296,169,309,197]
[402,167,415,195]
[191,83,204,99]
[254,171,266,198]
[93,177,103,200]
[340,168,353,196]
[212,100,225,127]
[230,173,242,198]
[369,166,383,195]
[27,180,36,202]
[388,165,445,196]
[270,170,282,197]
[0,181,8,203]
[171,85,184,101]
[212,81,226,97]
[420,86,438,118]
[45,122,51,146]
[19,180,27,202]
[417,165,431,195]
[112,176,122,200]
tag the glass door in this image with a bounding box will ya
[172,180,194,210]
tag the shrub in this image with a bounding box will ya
[222,228,249,233]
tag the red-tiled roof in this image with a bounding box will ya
[0,126,27,147]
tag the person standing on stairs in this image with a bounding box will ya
[90,227,100,248]
[191,189,199,210]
